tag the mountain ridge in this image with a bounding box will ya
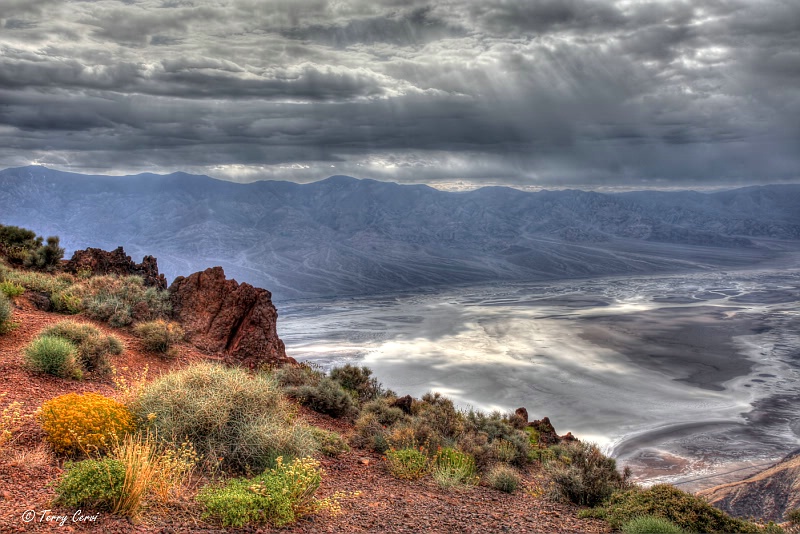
[1,165,799,299]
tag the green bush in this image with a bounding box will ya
[0,224,40,251]
[385,447,429,480]
[275,363,323,388]
[787,508,800,524]
[486,464,521,493]
[544,441,630,506]
[288,377,358,419]
[198,456,323,527]
[0,293,12,331]
[309,427,350,457]
[77,275,170,327]
[24,236,64,271]
[41,320,123,375]
[432,447,478,488]
[24,335,82,379]
[134,319,184,354]
[55,458,126,510]
[460,410,530,468]
[136,363,317,473]
[0,280,24,298]
[352,412,391,453]
[581,484,759,533]
[621,515,685,534]
[329,364,383,402]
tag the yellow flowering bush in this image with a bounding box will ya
[40,393,135,455]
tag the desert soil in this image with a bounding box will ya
[0,294,610,533]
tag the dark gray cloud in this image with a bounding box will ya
[0,0,797,187]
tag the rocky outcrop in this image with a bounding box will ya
[529,416,577,446]
[65,246,167,289]
[698,452,800,522]
[169,266,295,368]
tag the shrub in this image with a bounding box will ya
[198,456,323,527]
[288,377,358,419]
[0,280,24,298]
[463,410,530,465]
[0,224,40,255]
[41,320,123,374]
[274,363,323,388]
[136,363,317,473]
[0,267,74,295]
[545,441,630,506]
[24,236,64,271]
[134,319,184,354]
[787,508,800,524]
[621,515,685,534]
[581,484,760,533]
[352,412,391,453]
[310,427,350,457]
[432,447,478,489]
[486,464,521,493]
[361,397,407,427]
[385,447,429,480]
[77,275,170,326]
[24,335,82,379]
[0,293,12,333]
[55,458,126,511]
[329,364,382,402]
[40,392,135,455]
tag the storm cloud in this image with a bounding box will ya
[0,0,798,186]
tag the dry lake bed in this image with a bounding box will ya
[280,267,800,490]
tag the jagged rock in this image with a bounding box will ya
[515,407,529,423]
[65,246,167,289]
[561,432,578,443]
[391,395,413,415]
[169,266,295,368]
[529,416,578,446]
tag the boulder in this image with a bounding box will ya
[169,266,295,368]
[65,246,167,289]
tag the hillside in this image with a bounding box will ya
[700,451,800,523]
[0,299,609,533]
[0,257,612,533]
[2,166,800,299]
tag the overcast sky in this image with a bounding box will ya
[0,0,798,187]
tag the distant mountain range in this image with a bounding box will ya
[1,166,799,300]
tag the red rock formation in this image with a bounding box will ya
[529,416,578,446]
[169,266,295,368]
[65,246,167,289]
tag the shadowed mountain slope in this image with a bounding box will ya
[1,166,799,299]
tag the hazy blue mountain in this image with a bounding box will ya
[1,166,798,300]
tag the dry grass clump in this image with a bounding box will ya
[134,319,184,354]
[486,464,521,493]
[41,320,124,375]
[136,363,317,473]
[24,334,83,379]
[76,275,171,327]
